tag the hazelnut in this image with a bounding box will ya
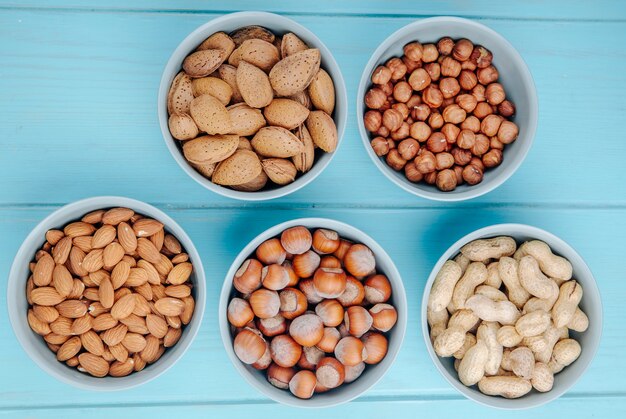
[279,288,307,320]
[380,81,394,96]
[337,276,365,307]
[453,165,464,184]
[315,357,345,389]
[426,132,448,153]
[498,100,516,117]
[364,88,386,109]
[473,102,494,119]
[313,267,347,299]
[267,363,296,390]
[289,370,316,399]
[234,328,267,364]
[424,62,441,82]
[436,169,458,191]
[441,123,460,144]
[435,152,455,170]
[312,229,340,254]
[452,39,474,61]
[462,164,484,185]
[402,56,422,73]
[257,238,286,265]
[406,94,422,108]
[403,41,423,61]
[480,114,503,136]
[485,83,506,105]
[461,115,480,132]
[361,332,388,365]
[363,110,382,132]
[370,136,391,156]
[382,108,403,131]
[390,122,410,141]
[257,314,288,337]
[392,81,412,103]
[470,156,485,172]
[233,259,262,294]
[227,298,254,328]
[451,147,472,166]
[477,65,499,85]
[458,70,478,91]
[482,149,503,168]
[456,129,476,150]
[378,100,391,112]
[376,125,390,137]
[414,149,437,173]
[498,121,519,144]
[471,134,490,156]
[404,161,423,182]
[408,68,431,91]
[315,300,344,328]
[422,85,444,108]
[437,37,455,56]
[428,112,444,129]
[398,138,420,160]
[472,84,486,102]
[442,104,466,124]
[292,250,321,278]
[440,77,461,99]
[411,103,431,121]
[421,43,439,62]
[289,314,324,347]
[471,46,493,68]
[456,94,478,113]
[334,336,367,366]
[386,149,407,171]
[343,244,376,278]
[371,65,392,85]
[461,59,477,71]
[392,102,410,119]
[386,57,407,80]
[490,136,504,150]
[423,171,437,185]
[249,289,281,319]
[369,304,397,332]
[441,97,455,108]
[410,121,431,142]
[440,56,462,77]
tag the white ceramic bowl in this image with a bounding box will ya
[421,224,602,409]
[159,11,348,201]
[219,218,407,407]
[357,17,538,201]
[7,196,206,391]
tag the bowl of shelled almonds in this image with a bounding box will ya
[357,17,537,201]
[159,11,347,200]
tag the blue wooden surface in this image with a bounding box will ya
[1,1,625,418]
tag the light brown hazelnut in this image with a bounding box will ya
[471,134,490,156]
[472,84,486,102]
[442,104,466,124]
[410,121,431,142]
[363,110,382,132]
[377,125,390,137]
[471,46,493,68]
[461,59,477,71]
[365,88,386,109]
[436,169,458,191]
[422,85,443,108]
[428,112,444,129]
[398,138,420,160]
[386,57,407,80]
[440,77,461,99]
[441,97,455,108]
[498,121,519,144]
[422,44,439,62]
[437,37,455,56]
[440,56,462,77]
[435,152,455,170]
[392,102,410,119]
[498,100,516,117]
[411,103,431,121]
[414,149,437,173]
[402,56,421,73]
[371,65,392,85]
[480,114,503,137]
[393,81,412,103]
[473,101,494,119]
[382,109,403,131]
[423,62,441,82]
[423,171,437,185]
[477,65,499,85]
[482,149,503,168]
[380,81,394,96]
[379,100,391,112]
[458,70,478,91]
[456,129,476,150]
[462,164,483,185]
[490,136,504,150]
[485,83,505,105]
[461,115,480,132]
[470,157,485,172]
[426,132,448,153]
[403,42,423,61]
[404,161,423,182]
[452,39,474,61]
[451,147,472,166]
[453,165,464,184]
[408,68,431,91]
[406,95,422,109]
[390,122,410,141]
[456,94,478,113]
[385,149,407,171]
[441,123,460,144]
[370,136,391,156]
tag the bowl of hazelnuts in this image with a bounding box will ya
[357,17,538,200]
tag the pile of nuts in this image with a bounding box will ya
[25,207,196,377]
[227,226,398,399]
[427,237,587,398]
[167,25,338,191]
[363,37,519,191]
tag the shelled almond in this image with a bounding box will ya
[227,226,398,399]
[26,207,196,377]
[167,26,339,192]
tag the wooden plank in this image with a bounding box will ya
[0,10,625,206]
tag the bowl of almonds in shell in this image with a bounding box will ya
[7,196,206,390]
[159,11,347,200]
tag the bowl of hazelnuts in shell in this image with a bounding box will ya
[357,17,537,201]
[219,218,407,407]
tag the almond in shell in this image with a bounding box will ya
[182,49,227,78]
[263,98,310,130]
[190,161,216,179]
[196,31,236,57]
[237,137,253,151]
[182,134,239,165]
[228,103,266,136]
[289,90,313,110]
[236,61,273,109]
[230,25,275,47]
[167,72,194,115]
[212,149,263,186]
[292,124,316,173]
[231,170,268,192]
[191,77,233,105]
[189,94,232,135]
[236,39,280,72]
[251,126,304,158]
[308,68,335,115]
[306,110,338,152]
[262,158,297,185]
[269,48,321,96]
[169,113,199,141]
[281,32,308,57]
[217,64,243,103]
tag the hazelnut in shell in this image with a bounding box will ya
[364,274,392,304]
[312,229,341,254]
[319,255,341,269]
[298,278,324,304]
[335,336,368,366]
[257,314,288,337]
[369,303,398,332]
[315,299,344,327]
[344,362,366,383]
[267,363,296,390]
[279,287,308,320]
[249,288,280,319]
[280,226,312,255]
[337,276,366,307]
[289,313,324,347]
[261,264,290,291]
[298,345,325,370]
[252,344,272,370]
[343,244,376,278]
[316,327,341,353]
[227,297,254,328]
[315,357,345,389]
[289,370,316,399]
[256,238,286,265]
[233,259,262,294]
[345,306,373,338]
[313,267,347,298]
[234,328,266,364]
[270,334,302,368]
[361,332,388,365]
[292,250,321,278]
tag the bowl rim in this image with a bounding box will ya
[420,223,603,409]
[218,217,408,408]
[6,196,207,391]
[356,16,539,201]
[158,11,348,201]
